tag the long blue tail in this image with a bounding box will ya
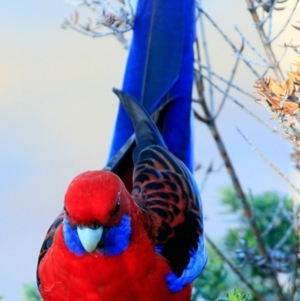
[108,0,196,171]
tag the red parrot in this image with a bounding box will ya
[37,0,207,298]
[37,90,207,300]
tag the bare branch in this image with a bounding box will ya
[245,0,284,80]
[236,126,300,195]
[196,60,256,99]
[261,196,286,238]
[234,24,270,65]
[197,0,215,113]
[268,0,299,44]
[199,74,287,139]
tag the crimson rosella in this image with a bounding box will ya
[37,0,206,299]
[37,89,206,300]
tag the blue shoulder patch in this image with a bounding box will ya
[103,215,132,256]
[63,218,86,256]
[165,237,207,292]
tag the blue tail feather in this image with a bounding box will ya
[108,0,196,171]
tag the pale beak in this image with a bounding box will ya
[77,226,104,253]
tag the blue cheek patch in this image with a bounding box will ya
[103,215,131,256]
[63,219,86,256]
[165,237,207,293]
[63,215,132,257]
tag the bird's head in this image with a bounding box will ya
[63,170,132,254]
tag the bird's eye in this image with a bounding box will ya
[90,223,100,230]
[113,201,121,216]
[78,223,100,230]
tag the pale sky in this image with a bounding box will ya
[1,0,299,299]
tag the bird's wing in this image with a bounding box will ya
[36,211,64,285]
[114,89,207,292]
[132,145,204,276]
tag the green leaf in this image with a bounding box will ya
[219,287,249,301]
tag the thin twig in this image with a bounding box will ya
[198,0,214,113]
[245,0,284,80]
[261,196,286,238]
[214,53,241,120]
[62,19,114,37]
[198,7,263,78]
[199,162,214,192]
[268,0,299,44]
[199,74,286,139]
[274,225,294,249]
[235,52,271,68]
[234,24,270,65]
[255,2,275,28]
[236,127,300,196]
[194,38,210,124]
[196,61,256,100]
[196,6,236,51]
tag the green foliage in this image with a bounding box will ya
[193,187,296,301]
[21,283,42,301]
[218,288,249,301]
[221,188,294,249]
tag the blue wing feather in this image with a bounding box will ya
[108,0,195,171]
[166,237,207,292]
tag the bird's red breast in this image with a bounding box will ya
[38,218,191,301]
